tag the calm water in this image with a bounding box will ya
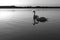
[0,9,60,40]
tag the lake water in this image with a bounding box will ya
[0,9,60,40]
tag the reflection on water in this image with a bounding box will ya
[0,9,60,40]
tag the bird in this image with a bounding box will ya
[37,17,48,23]
[33,10,39,20]
[33,10,39,25]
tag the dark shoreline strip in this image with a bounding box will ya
[0,6,60,9]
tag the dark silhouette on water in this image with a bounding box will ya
[33,10,48,25]
[33,10,39,25]
[37,17,48,22]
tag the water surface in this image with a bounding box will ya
[0,9,60,40]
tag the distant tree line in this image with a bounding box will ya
[0,6,60,8]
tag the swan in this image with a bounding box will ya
[33,10,39,25]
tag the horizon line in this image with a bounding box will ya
[0,6,60,8]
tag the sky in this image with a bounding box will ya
[0,0,60,6]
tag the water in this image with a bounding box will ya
[0,9,60,40]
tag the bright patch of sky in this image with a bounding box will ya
[0,0,60,6]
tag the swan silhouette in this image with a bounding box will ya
[33,10,48,25]
[33,10,39,25]
[37,17,48,22]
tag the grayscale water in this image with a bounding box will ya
[0,9,60,40]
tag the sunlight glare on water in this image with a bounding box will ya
[0,11,14,20]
